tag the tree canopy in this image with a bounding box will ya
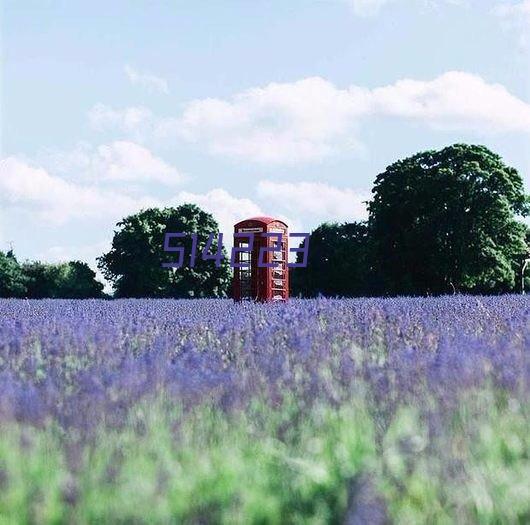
[23,261,104,299]
[0,253,104,299]
[368,144,529,295]
[0,250,27,298]
[98,204,231,298]
[291,222,372,297]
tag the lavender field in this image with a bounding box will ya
[0,297,529,524]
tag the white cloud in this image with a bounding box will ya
[169,188,265,239]
[0,156,270,245]
[179,72,530,163]
[0,157,159,225]
[0,155,269,233]
[94,141,183,184]
[42,141,184,186]
[257,181,369,223]
[176,77,369,163]
[90,72,530,165]
[493,1,530,48]
[88,103,154,135]
[90,77,369,163]
[124,65,169,94]
[370,71,530,132]
[194,71,530,161]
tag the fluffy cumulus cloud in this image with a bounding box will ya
[257,181,369,223]
[0,157,159,225]
[124,65,169,94]
[170,188,266,239]
[370,71,530,132]
[176,77,370,163]
[95,141,183,184]
[42,141,184,186]
[179,71,530,163]
[0,155,272,248]
[0,154,269,231]
[89,77,369,163]
[90,71,530,164]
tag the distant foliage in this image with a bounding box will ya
[0,251,27,298]
[368,144,529,295]
[23,260,104,299]
[0,253,103,299]
[98,204,231,298]
[291,222,373,297]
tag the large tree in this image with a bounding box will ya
[368,144,529,295]
[0,250,27,298]
[291,222,373,297]
[98,205,231,298]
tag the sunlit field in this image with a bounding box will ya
[0,297,528,524]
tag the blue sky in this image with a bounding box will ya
[1,0,530,283]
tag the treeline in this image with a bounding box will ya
[1,144,529,298]
[0,254,104,298]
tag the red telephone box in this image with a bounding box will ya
[232,217,289,302]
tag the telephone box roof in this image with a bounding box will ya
[234,216,288,228]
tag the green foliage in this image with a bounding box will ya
[59,261,105,299]
[291,222,373,297]
[23,261,104,299]
[368,144,529,295]
[0,396,528,523]
[98,204,231,298]
[23,262,58,299]
[0,428,65,523]
[1,252,103,299]
[0,250,27,298]
[0,401,375,524]
[379,399,530,524]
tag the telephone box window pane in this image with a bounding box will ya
[239,241,253,298]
